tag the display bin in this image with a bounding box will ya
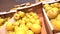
[0,12,15,34]
[0,2,47,34]
[43,1,60,34]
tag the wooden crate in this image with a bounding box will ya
[0,2,47,34]
[43,1,60,34]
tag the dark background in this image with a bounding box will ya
[0,0,35,12]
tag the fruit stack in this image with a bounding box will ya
[0,17,10,28]
[44,2,60,31]
[6,11,42,34]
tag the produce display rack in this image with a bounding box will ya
[0,0,60,34]
[43,1,60,34]
[0,1,47,34]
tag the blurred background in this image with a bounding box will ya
[0,0,36,12]
[0,0,56,12]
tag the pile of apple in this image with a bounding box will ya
[44,3,60,30]
[0,17,10,28]
[6,11,42,34]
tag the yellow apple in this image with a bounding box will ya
[30,24,41,34]
[18,11,25,17]
[52,20,60,30]
[26,22,32,29]
[44,4,50,8]
[47,7,58,19]
[13,21,20,26]
[7,31,13,34]
[6,22,14,31]
[14,13,20,20]
[56,14,60,20]
[27,30,34,34]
